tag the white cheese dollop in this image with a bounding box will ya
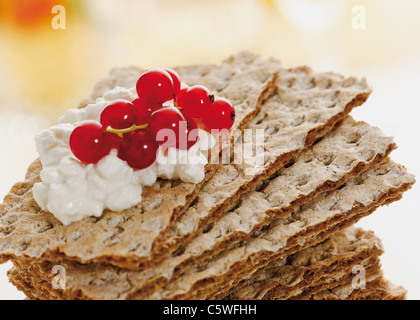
[33,86,215,225]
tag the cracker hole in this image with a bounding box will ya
[18,241,31,251]
[284,159,296,169]
[5,213,19,225]
[254,180,266,192]
[0,225,15,236]
[171,180,182,188]
[251,224,270,238]
[296,175,310,187]
[364,150,375,162]
[172,244,186,257]
[155,179,173,189]
[202,222,215,234]
[150,198,163,211]
[254,115,266,125]
[325,79,333,89]
[309,77,317,89]
[311,136,324,146]
[226,198,243,213]
[346,132,362,144]
[107,226,124,241]
[309,114,321,124]
[343,78,356,88]
[318,153,336,166]
[200,70,210,77]
[37,222,54,234]
[70,232,82,242]
[291,115,304,127]
[336,184,346,191]
[287,78,296,88]
[264,126,280,136]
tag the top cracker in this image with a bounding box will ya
[0,52,278,267]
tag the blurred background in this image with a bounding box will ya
[0,0,419,300]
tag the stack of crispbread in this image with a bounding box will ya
[0,52,415,300]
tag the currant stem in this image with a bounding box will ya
[105,124,149,138]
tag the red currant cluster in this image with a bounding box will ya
[70,69,236,170]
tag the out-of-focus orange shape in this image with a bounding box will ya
[1,0,64,26]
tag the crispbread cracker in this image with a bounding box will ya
[6,117,395,300]
[0,54,373,271]
[10,267,404,300]
[290,259,382,300]
[294,272,384,300]
[154,67,372,264]
[155,161,414,300]
[8,161,415,300]
[8,227,384,300]
[228,227,384,300]
[0,52,279,269]
[3,230,398,301]
[86,117,394,299]
[209,195,407,300]
[153,118,395,277]
[307,275,406,300]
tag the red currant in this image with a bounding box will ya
[176,87,188,102]
[131,97,161,126]
[136,69,175,105]
[177,116,199,150]
[149,107,185,146]
[164,68,181,95]
[177,85,213,119]
[118,129,158,170]
[100,101,135,129]
[70,121,116,164]
[203,98,235,131]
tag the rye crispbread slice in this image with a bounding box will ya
[9,265,403,300]
[306,275,406,300]
[7,160,414,300]
[158,161,414,300]
[289,258,382,300]
[149,118,395,284]
[9,227,384,300]
[4,229,398,301]
[77,58,374,270]
[0,55,372,271]
[228,227,384,300]
[153,67,373,265]
[84,117,395,299]
[6,117,396,300]
[0,52,279,269]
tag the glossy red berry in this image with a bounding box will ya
[177,85,213,119]
[176,87,188,101]
[177,116,199,150]
[203,98,235,131]
[118,129,159,170]
[136,69,175,105]
[70,121,115,164]
[100,101,135,129]
[131,97,161,126]
[164,68,181,95]
[149,107,185,146]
